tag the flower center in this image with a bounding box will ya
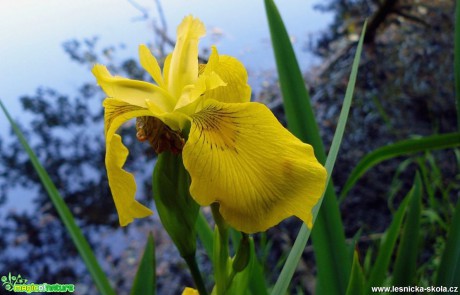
[136,116,185,154]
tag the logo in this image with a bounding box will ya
[1,273,75,293]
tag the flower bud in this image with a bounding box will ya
[152,151,199,257]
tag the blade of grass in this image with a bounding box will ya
[340,133,460,201]
[0,100,115,295]
[264,0,367,290]
[455,1,460,130]
[365,184,412,292]
[249,254,269,295]
[130,233,155,295]
[391,173,422,287]
[345,251,365,295]
[435,199,460,287]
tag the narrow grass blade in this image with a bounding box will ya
[311,21,366,294]
[0,100,115,295]
[455,1,460,130]
[391,173,422,287]
[264,0,367,290]
[131,233,155,295]
[346,251,365,295]
[196,211,214,262]
[340,133,460,200]
[249,255,269,295]
[365,183,412,292]
[435,199,460,287]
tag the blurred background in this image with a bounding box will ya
[0,0,458,294]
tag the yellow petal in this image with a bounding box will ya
[107,134,153,226]
[168,16,206,98]
[200,47,251,104]
[145,100,191,131]
[104,98,153,136]
[181,287,198,295]
[103,98,154,225]
[139,44,166,88]
[174,71,226,111]
[163,53,172,89]
[182,100,327,233]
[92,64,174,112]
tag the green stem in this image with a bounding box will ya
[184,255,208,295]
[211,203,230,295]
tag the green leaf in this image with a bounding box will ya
[213,224,228,295]
[345,251,365,295]
[152,151,199,258]
[0,100,115,295]
[435,199,460,287]
[340,133,460,200]
[365,180,413,292]
[311,20,366,292]
[264,0,367,291]
[131,234,155,295]
[391,173,422,287]
[229,238,256,295]
[249,255,269,295]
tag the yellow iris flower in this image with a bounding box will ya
[92,15,327,233]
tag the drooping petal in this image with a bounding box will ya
[92,64,174,112]
[103,98,154,225]
[200,47,251,104]
[139,44,166,89]
[107,134,153,226]
[182,100,327,233]
[168,16,206,98]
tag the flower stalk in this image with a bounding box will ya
[211,203,230,295]
[184,255,208,295]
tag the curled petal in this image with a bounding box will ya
[92,64,174,111]
[104,98,154,225]
[183,100,327,233]
[200,47,251,104]
[104,98,153,136]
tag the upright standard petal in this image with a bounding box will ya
[104,99,154,225]
[182,100,327,233]
[167,16,206,98]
